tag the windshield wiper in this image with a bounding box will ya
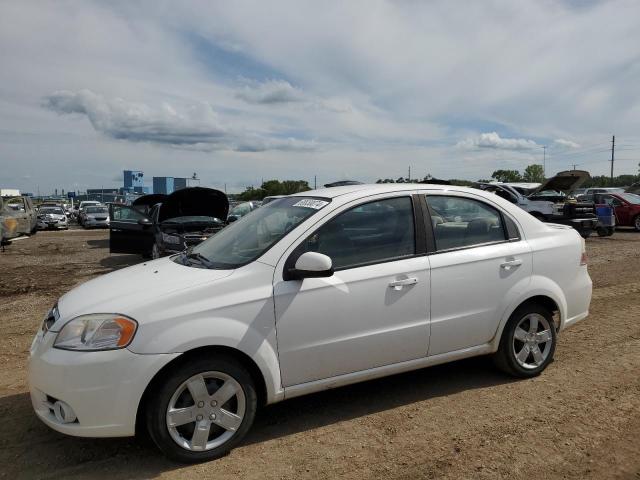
[181,248,214,268]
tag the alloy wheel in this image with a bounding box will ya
[166,371,246,452]
[511,313,554,370]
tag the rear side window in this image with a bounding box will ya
[295,196,416,270]
[426,196,507,251]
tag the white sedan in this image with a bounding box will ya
[29,184,592,462]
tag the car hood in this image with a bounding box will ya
[532,170,590,195]
[158,187,228,223]
[85,212,108,218]
[54,257,233,328]
[39,213,65,219]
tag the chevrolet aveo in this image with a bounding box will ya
[29,184,592,462]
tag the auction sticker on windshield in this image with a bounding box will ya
[292,199,329,209]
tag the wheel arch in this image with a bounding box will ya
[491,281,566,352]
[135,345,269,437]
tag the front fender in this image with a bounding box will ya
[489,275,567,352]
[129,317,283,404]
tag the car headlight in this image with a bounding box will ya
[54,314,138,351]
[161,233,181,245]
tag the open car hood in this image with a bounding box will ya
[532,170,591,195]
[626,183,640,195]
[158,187,229,223]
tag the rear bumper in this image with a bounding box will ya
[561,267,592,331]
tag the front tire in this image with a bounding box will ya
[634,215,640,232]
[493,303,557,377]
[146,356,257,463]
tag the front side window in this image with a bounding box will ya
[293,196,415,270]
[426,195,506,251]
[191,197,330,269]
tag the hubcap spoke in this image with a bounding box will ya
[167,406,196,427]
[527,315,538,333]
[214,409,242,431]
[514,327,528,342]
[516,344,530,363]
[536,329,552,344]
[211,380,239,406]
[190,420,212,450]
[531,345,544,365]
[187,375,209,403]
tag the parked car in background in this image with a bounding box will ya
[0,195,37,240]
[593,192,640,231]
[109,187,228,258]
[576,187,625,201]
[82,206,110,229]
[76,201,103,225]
[29,184,592,462]
[475,183,554,220]
[226,200,260,223]
[36,206,69,230]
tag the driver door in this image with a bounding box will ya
[109,204,155,254]
[273,194,430,387]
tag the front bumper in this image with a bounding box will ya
[28,330,179,437]
[83,219,110,228]
[37,221,68,230]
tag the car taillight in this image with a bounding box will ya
[580,251,588,266]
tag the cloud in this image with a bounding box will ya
[554,138,580,148]
[43,89,314,152]
[456,132,538,150]
[235,80,305,104]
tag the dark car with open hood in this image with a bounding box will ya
[109,187,229,258]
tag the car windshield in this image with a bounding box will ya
[40,207,64,214]
[86,207,107,214]
[189,196,330,269]
[620,193,640,204]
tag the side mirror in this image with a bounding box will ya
[289,252,333,280]
[227,215,238,224]
[137,217,152,226]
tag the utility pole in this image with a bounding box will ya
[542,146,547,177]
[571,164,579,170]
[314,175,317,189]
[610,135,615,180]
[408,166,411,182]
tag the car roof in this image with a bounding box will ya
[289,183,478,199]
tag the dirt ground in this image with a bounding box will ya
[1,228,639,480]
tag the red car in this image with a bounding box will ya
[594,192,640,231]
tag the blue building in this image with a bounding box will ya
[153,177,175,195]
[174,177,188,190]
[123,170,145,190]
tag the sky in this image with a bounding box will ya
[1,0,639,195]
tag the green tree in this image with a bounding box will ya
[491,169,523,183]
[236,179,310,201]
[522,164,545,183]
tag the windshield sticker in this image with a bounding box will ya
[292,199,329,210]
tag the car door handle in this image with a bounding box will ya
[389,277,418,290]
[500,259,523,269]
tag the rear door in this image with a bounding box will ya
[423,193,533,356]
[109,204,155,254]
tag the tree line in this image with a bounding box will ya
[233,165,640,200]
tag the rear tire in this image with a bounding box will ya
[596,227,608,237]
[493,303,557,378]
[145,356,257,463]
[634,215,640,232]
